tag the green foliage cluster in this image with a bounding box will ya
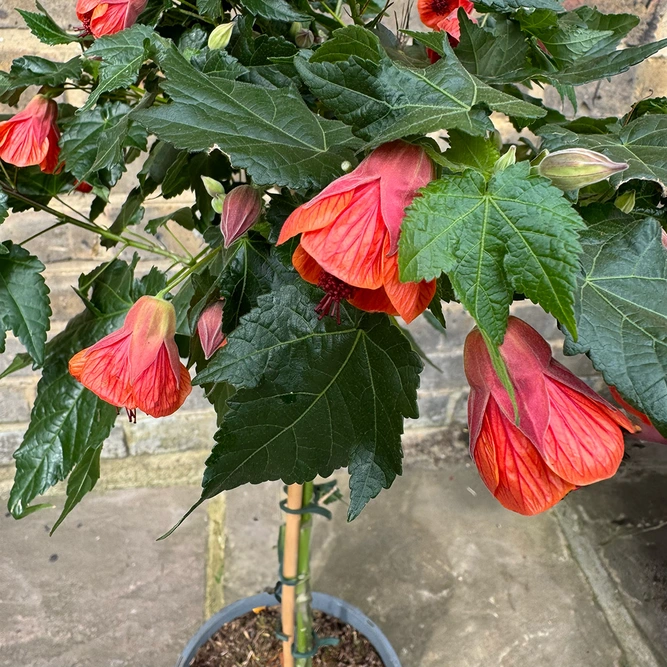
[1,0,666,528]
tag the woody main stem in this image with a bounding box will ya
[282,484,303,667]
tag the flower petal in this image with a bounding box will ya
[132,345,192,417]
[381,239,435,323]
[348,284,398,316]
[277,190,355,244]
[474,397,575,515]
[539,377,626,485]
[292,244,324,284]
[68,331,135,408]
[300,181,386,290]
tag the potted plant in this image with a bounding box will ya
[2,0,666,663]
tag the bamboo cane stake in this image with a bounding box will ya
[281,483,303,667]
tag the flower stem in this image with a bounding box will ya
[155,246,220,298]
[0,184,189,265]
[295,481,315,667]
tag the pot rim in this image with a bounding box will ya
[176,591,401,667]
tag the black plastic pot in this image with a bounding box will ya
[176,591,401,667]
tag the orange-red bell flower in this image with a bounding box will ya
[76,0,147,37]
[465,317,634,515]
[277,141,436,324]
[0,95,60,173]
[418,0,474,43]
[69,296,191,419]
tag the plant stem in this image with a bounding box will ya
[295,481,315,667]
[0,184,188,265]
[155,246,220,297]
[282,484,304,667]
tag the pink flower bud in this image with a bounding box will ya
[220,185,262,248]
[197,300,226,360]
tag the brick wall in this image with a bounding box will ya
[0,0,665,467]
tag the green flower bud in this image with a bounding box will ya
[615,190,636,214]
[208,22,234,51]
[289,22,303,39]
[201,176,225,198]
[494,145,516,173]
[537,148,628,191]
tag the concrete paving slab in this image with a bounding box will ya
[560,441,667,666]
[0,486,207,667]
[222,464,629,667]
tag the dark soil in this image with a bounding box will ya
[189,606,385,666]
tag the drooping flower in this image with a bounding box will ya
[0,95,60,173]
[197,299,227,360]
[220,184,263,248]
[418,0,474,44]
[69,296,191,419]
[277,141,436,324]
[76,0,148,38]
[465,317,633,515]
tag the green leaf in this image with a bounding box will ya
[8,260,135,518]
[217,237,294,333]
[0,242,51,365]
[197,0,222,18]
[82,25,156,111]
[551,39,667,86]
[59,102,147,182]
[399,162,583,343]
[0,187,8,224]
[240,0,310,22]
[310,25,384,64]
[193,283,421,519]
[562,208,667,436]
[145,207,195,234]
[474,0,563,11]
[8,55,81,88]
[135,41,361,189]
[456,13,535,84]
[296,31,545,145]
[191,49,249,80]
[438,129,500,175]
[49,444,102,534]
[538,115,667,195]
[16,4,78,46]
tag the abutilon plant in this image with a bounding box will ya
[1,0,667,664]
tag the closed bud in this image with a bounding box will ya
[201,176,225,198]
[197,299,226,360]
[615,190,635,214]
[208,22,234,50]
[289,22,303,38]
[220,184,263,247]
[538,148,628,191]
[295,28,314,48]
[494,145,516,173]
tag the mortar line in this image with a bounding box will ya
[204,494,227,619]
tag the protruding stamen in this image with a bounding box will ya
[315,272,355,325]
[126,408,137,423]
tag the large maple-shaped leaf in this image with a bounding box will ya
[539,115,667,195]
[399,162,583,343]
[135,41,361,189]
[193,284,421,520]
[0,242,51,365]
[295,30,544,145]
[563,208,667,435]
[7,260,134,518]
